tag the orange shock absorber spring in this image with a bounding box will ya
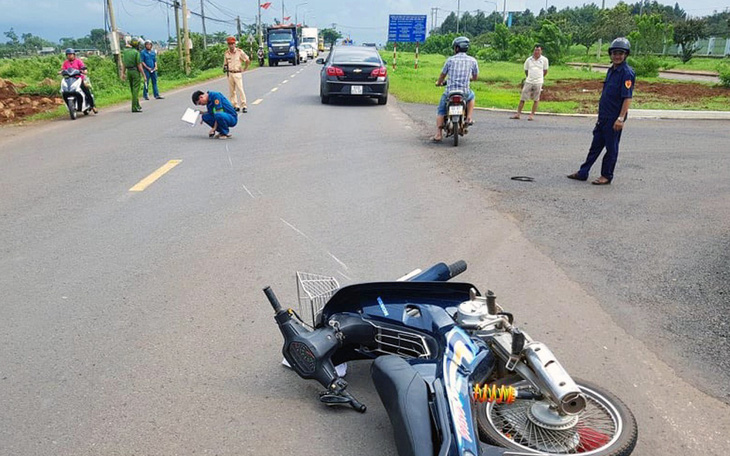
[472,383,517,404]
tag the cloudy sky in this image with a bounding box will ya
[1,0,727,45]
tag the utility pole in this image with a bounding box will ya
[257,1,263,47]
[181,0,191,75]
[457,0,461,33]
[596,0,605,59]
[105,0,123,79]
[200,0,207,48]
[236,16,242,43]
[173,1,184,69]
[282,1,285,24]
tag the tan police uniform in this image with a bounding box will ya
[224,48,250,109]
[521,55,549,101]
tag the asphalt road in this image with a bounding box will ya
[1,60,729,456]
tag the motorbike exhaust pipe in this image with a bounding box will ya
[523,342,586,415]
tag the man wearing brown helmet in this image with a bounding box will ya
[223,36,250,113]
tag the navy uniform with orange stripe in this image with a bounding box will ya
[573,39,636,184]
[201,91,238,136]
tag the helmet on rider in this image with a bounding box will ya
[64,48,76,56]
[130,37,141,48]
[226,36,237,45]
[608,37,631,56]
[144,40,152,47]
[452,36,470,53]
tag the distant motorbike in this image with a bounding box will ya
[60,68,94,120]
[257,48,265,67]
[264,261,638,456]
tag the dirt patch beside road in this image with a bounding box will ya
[540,79,730,113]
[0,79,62,124]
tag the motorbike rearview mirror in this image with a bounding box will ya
[316,58,324,64]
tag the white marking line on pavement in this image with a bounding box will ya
[271,87,278,92]
[228,154,233,168]
[242,184,255,199]
[253,98,263,105]
[328,252,349,271]
[129,160,182,192]
[290,74,296,78]
[282,80,289,84]
[280,218,312,240]
[338,271,352,281]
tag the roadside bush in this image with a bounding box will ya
[628,55,661,77]
[477,47,501,62]
[717,62,730,88]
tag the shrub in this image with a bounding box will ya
[717,62,730,88]
[628,56,661,78]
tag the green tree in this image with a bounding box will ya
[321,28,342,47]
[628,13,673,55]
[597,2,636,42]
[491,23,511,60]
[535,20,572,64]
[440,12,458,34]
[673,18,708,63]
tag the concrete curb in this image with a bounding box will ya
[474,106,730,121]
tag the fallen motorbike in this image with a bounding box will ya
[264,261,638,456]
[60,68,94,120]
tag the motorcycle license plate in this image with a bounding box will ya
[350,85,363,95]
[449,105,464,115]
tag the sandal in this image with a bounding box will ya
[592,177,611,185]
[431,136,443,142]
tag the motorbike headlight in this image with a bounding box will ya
[268,47,273,52]
[289,46,295,53]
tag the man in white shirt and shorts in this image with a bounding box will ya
[511,44,548,121]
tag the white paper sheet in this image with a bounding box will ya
[181,107,200,126]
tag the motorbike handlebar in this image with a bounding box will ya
[262,286,283,313]
[447,260,467,279]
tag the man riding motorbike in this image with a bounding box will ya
[59,48,97,113]
[432,36,478,142]
[257,46,265,66]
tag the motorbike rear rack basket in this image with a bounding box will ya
[296,272,340,327]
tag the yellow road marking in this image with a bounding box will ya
[253,98,263,105]
[271,87,278,92]
[129,160,182,192]
[283,80,289,84]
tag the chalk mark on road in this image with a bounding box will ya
[242,185,255,199]
[337,271,352,281]
[280,218,350,271]
[129,160,182,192]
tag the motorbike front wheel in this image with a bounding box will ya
[66,99,76,120]
[476,378,637,456]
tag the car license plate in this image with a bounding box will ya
[449,105,464,115]
[350,85,363,95]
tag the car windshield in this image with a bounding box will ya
[269,31,292,43]
[332,49,381,65]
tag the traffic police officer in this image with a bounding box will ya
[568,37,635,185]
[192,90,238,139]
[121,37,144,113]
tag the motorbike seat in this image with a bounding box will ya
[447,90,466,97]
[371,355,434,456]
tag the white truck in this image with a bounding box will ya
[300,27,318,58]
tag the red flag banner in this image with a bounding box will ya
[283,16,291,21]
[260,2,271,9]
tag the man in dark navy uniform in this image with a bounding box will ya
[568,37,635,185]
[192,90,238,139]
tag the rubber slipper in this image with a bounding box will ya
[592,177,611,185]
[567,173,588,181]
[431,136,443,142]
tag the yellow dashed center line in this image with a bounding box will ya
[271,87,278,92]
[129,160,182,192]
[253,98,263,105]
[282,80,289,84]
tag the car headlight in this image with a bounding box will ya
[289,46,295,53]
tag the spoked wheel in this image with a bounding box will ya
[476,378,637,456]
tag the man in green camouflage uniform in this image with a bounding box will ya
[121,38,144,112]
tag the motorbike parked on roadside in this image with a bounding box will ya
[264,261,638,456]
[60,68,94,120]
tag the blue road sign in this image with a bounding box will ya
[388,15,427,43]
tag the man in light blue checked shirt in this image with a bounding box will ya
[433,36,479,141]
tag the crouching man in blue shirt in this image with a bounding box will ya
[192,90,238,139]
[568,37,635,185]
